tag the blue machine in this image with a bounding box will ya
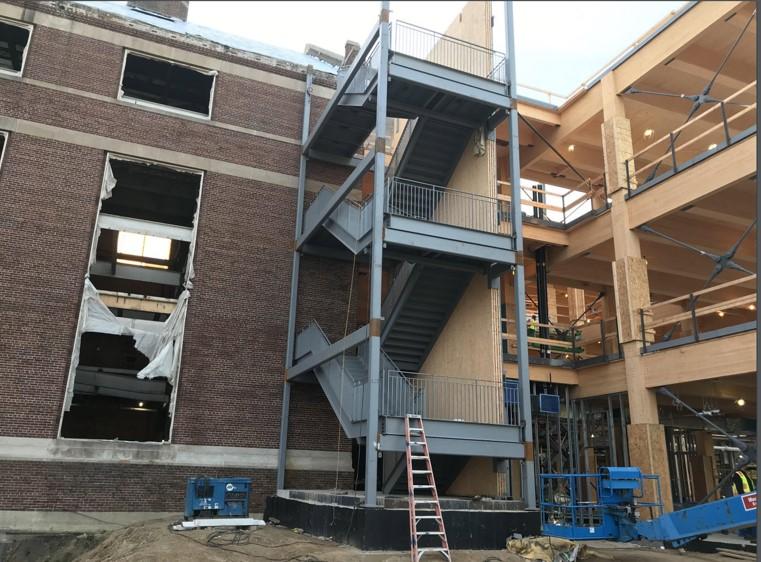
[541,467,757,547]
[184,477,251,520]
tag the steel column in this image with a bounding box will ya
[277,67,314,490]
[505,0,536,509]
[364,1,390,507]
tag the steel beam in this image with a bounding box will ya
[303,23,380,154]
[277,68,313,491]
[505,0,536,509]
[287,325,370,379]
[364,1,390,507]
[297,150,375,249]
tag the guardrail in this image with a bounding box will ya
[497,174,608,226]
[503,316,622,366]
[377,370,518,426]
[540,472,663,536]
[386,177,511,236]
[625,81,757,194]
[392,20,506,83]
[640,274,757,353]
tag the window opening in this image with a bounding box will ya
[120,51,215,117]
[61,156,202,442]
[0,19,31,75]
[0,131,7,170]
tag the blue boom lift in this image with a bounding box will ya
[541,387,757,548]
[540,466,756,547]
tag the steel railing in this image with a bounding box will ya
[386,177,511,236]
[379,370,518,426]
[639,274,757,353]
[392,20,507,83]
[625,81,757,195]
[503,316,622,367]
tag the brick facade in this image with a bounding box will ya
[0,1,356,512]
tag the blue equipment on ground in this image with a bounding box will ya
[184,477,251,520]
[541,466,757,547]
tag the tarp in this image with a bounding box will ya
[81,279,188,383]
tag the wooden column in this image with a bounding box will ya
[547,284,559,324]
[601,72,673,512]
[567,288,586,323]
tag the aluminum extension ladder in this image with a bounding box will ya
[404,414,451,562]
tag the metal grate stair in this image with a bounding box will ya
[405,415,451,562]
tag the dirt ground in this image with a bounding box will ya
[1,518,744,562]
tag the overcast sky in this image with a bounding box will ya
[187,1,686,96]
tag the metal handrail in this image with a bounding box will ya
[639,274,757,352]
[386,176,511,236]
[392,20,506,83]
[625,81,757,194]
[381,370,517,426]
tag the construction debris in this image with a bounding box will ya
[506,536,599,562]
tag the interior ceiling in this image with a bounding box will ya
[513,2,755,192]
[661,373,756,419]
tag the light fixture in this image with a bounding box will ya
[590,433,595,439]
[749,304,756,311]
[736,398,746,407]
[607,198,613,204]
[138,401,144,408]
[568,144,575,152]
[564,293,568,298]
[717,310,725,318]
[643,128,654,139]
[585,318,591,324]
[708,143,718,150]
[597,340,601,344]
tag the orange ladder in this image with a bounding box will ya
[404,414,451,562]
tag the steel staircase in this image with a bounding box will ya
[292,321,368,438]
[382,264,472,372]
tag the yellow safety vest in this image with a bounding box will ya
[733,471,754,495]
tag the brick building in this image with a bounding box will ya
[0,0,756,538]
[0,0,358,527]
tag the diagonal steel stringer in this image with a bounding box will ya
[639,220,757,341]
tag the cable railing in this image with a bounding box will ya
[379,370,517,426]
[497,174,607,226]
[392,20,507,83]
[625,81,757,194]
[386,177,511,236]
[640,274,757,353]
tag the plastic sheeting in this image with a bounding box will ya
[63,279,189,410]
[83,279,189,383]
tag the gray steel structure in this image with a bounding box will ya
[277,1,533,507]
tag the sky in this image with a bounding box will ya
[186,1,686,98]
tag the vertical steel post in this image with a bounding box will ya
[277,67,314,490]
[619,393,630,466]
[505,0,536,509]
[364,1,390,507]
[607,395,618,466]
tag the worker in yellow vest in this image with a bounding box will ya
[731,468,755,495]
[528,314,538,337]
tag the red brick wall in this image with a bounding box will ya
[0,461,353,511]
[0,1,360,507]
[24,25,124,98]
[7,1,336,89]
[0,461,276,511]
[0,134,102,438]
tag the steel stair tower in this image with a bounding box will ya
[278,0,535,509]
